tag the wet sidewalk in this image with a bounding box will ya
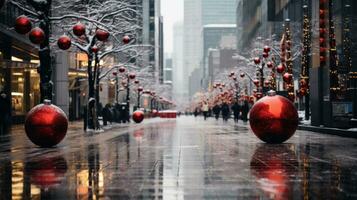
[0,116,357,199]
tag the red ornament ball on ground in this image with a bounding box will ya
[57,35,71,50]
[249,92,298,143]
[25,102,68,147]
[29,28,45,44]
[15,15,32,34]
[132,110,144,123]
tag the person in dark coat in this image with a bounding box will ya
[212,104,221,120]
[102,104,112,126]
[221,101,230,122]
[241,100,250,124]
[0,91,11,135]
[231,101,241,123]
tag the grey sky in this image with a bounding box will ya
[161,0,183,55]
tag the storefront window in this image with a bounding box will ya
[11,68,25,115]
[29,69,40,109]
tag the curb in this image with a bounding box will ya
[298,125,357,139]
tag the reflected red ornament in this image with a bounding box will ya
[249,93,298,143]
[283,73,293,83]
[122,35,131,44]
[27,156,67,188]
[29,27,45,44]
[119,66,126,73]
[132,110,144,123]
[129,73,136,79]
[57,35,71,50]
[254,57,261,65]
[134,129,144,139]
[277,64,285,74]
[250,145,298,200]
[95,29,109,41]
[25,102,68,147]
[91,45,99,53]
[73,23,86,37]
[262,52,269,58]
[15,15,32,34]
[263,46,271,53]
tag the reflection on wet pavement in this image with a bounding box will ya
[0,116,357,199]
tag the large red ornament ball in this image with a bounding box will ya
[15,15,32,34]
[27,156,67,188]
[29,28,45,44]
[249,92,298,143]
[132,110,144,123]
[122,35,131,44]
[25,102,68,147]
[96,29,110,41]
[73,23,86,37]
[57,35,71,50]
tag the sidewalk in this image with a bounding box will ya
[298,124,357,139]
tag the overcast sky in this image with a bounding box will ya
[161,0,183,56]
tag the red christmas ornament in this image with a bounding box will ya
[249,92,298,143]
[230,71,235,76]
[132,110,144,123]
[277,64,286,74]
[264,80,270,86]
[27,156,67,188]
[263,46,271,53]
[95,29,110,41]
[29,27,45,45]
[253,79,260,86]
[233,76,237,81]
[129,73,136,79]
[57,35,71,50]
[267,61,273,68]
[119,66,126,73]
[250,145,298,200]
[254,57,261,65]
[319,38,325,44]
[137,86,143,92]
[122,35,131,44]
[262,52,269,58]
[300,79,307,87]
[73,23,86,37]
[25,102,68,147]
[283,73,293,83]
[15,15,32,34]
[240,73,245,78]
[91,45,99,53]
[134,80,140,84]
[112,71,118,76]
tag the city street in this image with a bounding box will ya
[0,117,356,199]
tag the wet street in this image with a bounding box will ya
[0,116,357,199]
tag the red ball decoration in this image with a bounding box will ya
[300,79,307,87]
[249,92,298,143]
[91,45,99,53]
[262,52,269,58]
[137,86,143,92]
[264,80,270,86]
[283,73,293,83]
[129,73,136,79]
[25,102,68,147]
[132,110,144,123]
[254,57,261,65]
[95,29,109,41]
[73,23,86,37]
[230,71,235,76]
[277,64,285,74]
[15,15,32,34]
[253,79,260,86]
[134,80,140,84]
[57,35,71,50]
[240,73,245,78]
[119,66,126,73]
[267,61,273,68]
[27,156,67,188]
[122,35,131,44]
[233,76,237,81]
[29,27,45,44]
[263,46,271,53]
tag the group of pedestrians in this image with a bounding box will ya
[195,99,250,123]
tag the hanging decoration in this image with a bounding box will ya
[284,19,295,101]
[299,5,311,98]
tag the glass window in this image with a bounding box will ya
[11,68,25,115]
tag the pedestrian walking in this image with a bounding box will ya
[231,101,241,123]
[202,101,209,120]
[221,101,230,122]
[212,104,221,120]
[0,91,11,135]
[241,100,250,124]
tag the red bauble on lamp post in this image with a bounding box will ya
[29,27,45,44]
[122,35,131,44]
[73,22,86,37]
[15,15,32,34]
[95,29,110,41]
[25,100,68,147]
[249,91,298,143]
[57,35,72,50]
